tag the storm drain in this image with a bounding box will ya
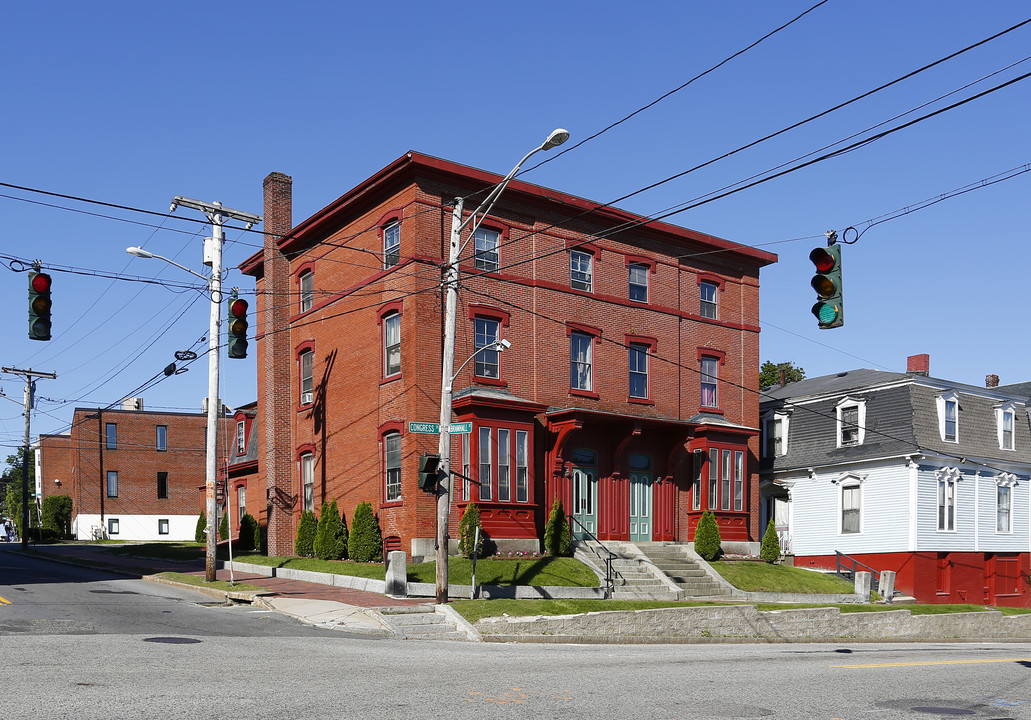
[143,637,201,644]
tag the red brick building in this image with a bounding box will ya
[241,154,776,559]
[38,402,232,541]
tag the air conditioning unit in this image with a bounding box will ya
[122,397,143,411]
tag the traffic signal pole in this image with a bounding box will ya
[1,367,57,549]
[169,196,260,581]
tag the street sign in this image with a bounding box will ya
[408,421,440,434]
[448,422,472,434]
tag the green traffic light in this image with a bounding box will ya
[812,301,840,325]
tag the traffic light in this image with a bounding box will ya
[418,453,441,492]
[28,271,52,341]
[809,243,843,329]
[227,298,248,359]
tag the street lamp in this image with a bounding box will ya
[126,196,259,583]
[435,129,569,603]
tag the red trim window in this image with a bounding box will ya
[568,322,601,398]
[296,262,315,314]
[472,423,532,504]
[379,211,402,269]
[626,334,656,404]
[377,301,404,380]
[697,273,725,321]
[379,421,404,505]
[697,349,726,411]
[297,341,316,408]
[473,223,506,273]
[297,445,316,512]
[468,305,510,386]
[626,256,655,303]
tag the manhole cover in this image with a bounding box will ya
[143,637,201,644]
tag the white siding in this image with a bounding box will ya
[787,461,911,556]
[73,514,198,542]
[915,466,974,552]
[977,475,1028,552]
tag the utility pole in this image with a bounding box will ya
[2,367,57,550]
[169,196,261,582]
[433,129,569,603]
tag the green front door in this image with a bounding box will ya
[571,467,597,539]
[629,471,652,542]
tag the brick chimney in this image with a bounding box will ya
[907,354,929,376]
[986,374,1000,388]
[262,172,294,556]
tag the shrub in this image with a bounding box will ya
[313,500,347,560]
[544,497,572,557]
[760,519,782,564]
[41,495,73,538]
[238,513,259,553]
[348,501,382,562]
[694,510,722,561]
[218,508,229,541]
[195,511,207,543]
[295,510,317,557]
[458,503,488,559]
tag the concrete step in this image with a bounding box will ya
[381,610,467,640]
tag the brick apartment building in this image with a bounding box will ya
[241,153,776,559]
[38,401,233,541]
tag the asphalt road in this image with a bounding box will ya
[5,546,1031,719]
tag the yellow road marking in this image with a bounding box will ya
[833,657,1031,669]
[0,596,10,605]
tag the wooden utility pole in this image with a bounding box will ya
[1,367,57,549]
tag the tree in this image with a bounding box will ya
[348,501,382,563]
[760,519,782,564]
[237,513,259,553]
[458,503,486,559]
[694,510,722,561]
[218,507,229,541]
[313,500,347,560]
[759,361,805,391]
[295,510,317,557]
[41,495,73,539]
[195,511,207,543]
[2,450,38,537]
[544,497,572,557]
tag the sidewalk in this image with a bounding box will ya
[21,543,430,636]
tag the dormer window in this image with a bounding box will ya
[996,402,1018,451]
[835,397,866,447]
[936,391,960,443]
[762,410,790,458]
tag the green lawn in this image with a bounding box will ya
[708,560,858,594]
[406,556,598,587]
[154,572,267,593]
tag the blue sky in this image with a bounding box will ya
[1,1,1029,448]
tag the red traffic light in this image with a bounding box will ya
[229,298,248,317]
[30,272,52,293]
[809,247,836,273]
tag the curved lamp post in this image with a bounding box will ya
[435,129,569,603]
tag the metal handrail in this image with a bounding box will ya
[568,515,616,597]
[835,550,880,584]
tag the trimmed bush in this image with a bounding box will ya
[218,508,229,541]
[41,495,73,539]
[544,497,572,557]
[238,513,259,553]
[348,501,382,563]
[313,500,347,560]
[458,503,487,559]
[294,510,317,557]
[694,510,722,561]
[195,511,207,544]
[760,519,782,564]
